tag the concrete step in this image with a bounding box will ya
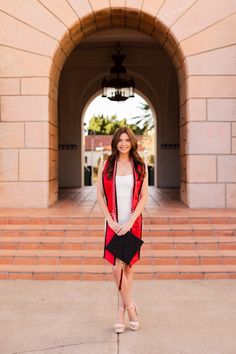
[0,215,235,280]
[0,224,236,237]
[1,236,236,252]
[1,216,236,225]
[0,235,236,249]
[0,264,236,280]
[0,249,236,265]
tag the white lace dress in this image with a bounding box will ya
[116,174,134,224]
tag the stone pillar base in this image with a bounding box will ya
[0,181,58,208]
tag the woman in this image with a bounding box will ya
[96,126,148,333]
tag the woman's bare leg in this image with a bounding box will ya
[124,264,133,292]
[112,258,133,324]
[118,265,133,315]
[124,264,138,322]
[112,258,132,306]
[112,259,138,322]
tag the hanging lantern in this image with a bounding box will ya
[101,42,135,102]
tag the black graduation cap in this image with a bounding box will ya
[106,231,144,290]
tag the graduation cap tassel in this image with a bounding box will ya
[118,262,124,291]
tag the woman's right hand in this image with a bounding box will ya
[107,219,122,235]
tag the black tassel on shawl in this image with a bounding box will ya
[118,262,124,291]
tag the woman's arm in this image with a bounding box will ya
[129,168,148,225]
[118,165,149,235]
[96,159,122,233]
[96,159,113,223]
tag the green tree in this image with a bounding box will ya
[87,114,106,135]
[87,114,145,135]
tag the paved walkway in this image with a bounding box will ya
[0,186,186,218]
[1,279,236,354]
[1,186,236,219]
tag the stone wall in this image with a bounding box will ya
[0,0,235,207]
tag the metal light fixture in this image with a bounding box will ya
[101,41,135,102]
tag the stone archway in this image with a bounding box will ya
[1,1,235,208]
[51,9,185,204]
[57,27,179,191]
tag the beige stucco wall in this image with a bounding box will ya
[0,0,236,207]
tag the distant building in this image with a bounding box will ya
[84,134,154,167]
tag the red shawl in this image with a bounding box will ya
[102,157,144,267]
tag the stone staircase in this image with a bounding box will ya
[0,215,236,280]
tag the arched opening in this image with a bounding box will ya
[50,9,186,206]
[81,91,156,187]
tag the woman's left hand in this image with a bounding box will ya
[116,220,134,235]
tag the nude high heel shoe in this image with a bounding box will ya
[114,306,126,333]
[127,303,139,330]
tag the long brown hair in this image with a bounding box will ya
[106,126,146,180]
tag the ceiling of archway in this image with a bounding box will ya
[63,28,172,71]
